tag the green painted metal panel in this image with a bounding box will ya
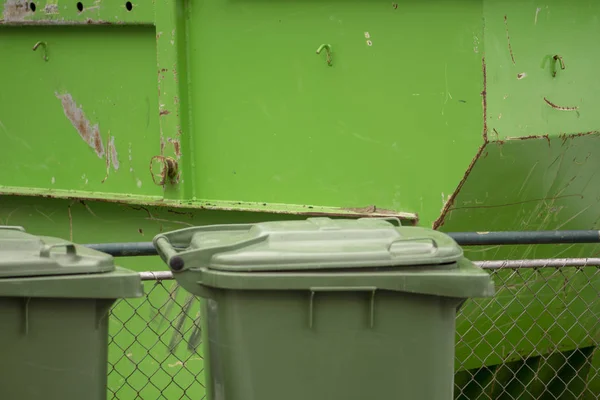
[186,0,483,226]
[485,0,600,140]
[0,25,164,197]
[1,0,488,225]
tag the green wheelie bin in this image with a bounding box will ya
[0,226,143,400]
[154,217,495,400]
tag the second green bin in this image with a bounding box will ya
[0,226,143,400]
[154,217,494,400]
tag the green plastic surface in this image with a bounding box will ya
[0,266,143,298]
[0,226,115,278]
[200,290,462,400]
[0,230,142,400]
[0,296,118,400]
[154,217,464,272]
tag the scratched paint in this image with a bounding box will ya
[110,136,119,170]
[56,92,107,159]
[44,3,58,14]
[1,0,30,21]
[168,137,181,158]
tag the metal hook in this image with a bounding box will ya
[552,55,565,77]
[32,41,48,61]
[316,44,332,67]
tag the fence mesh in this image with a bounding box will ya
[108,265,600,399]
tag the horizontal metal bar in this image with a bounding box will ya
[139,271,175,281]
[135,258,600,281]
[85,230,600,257]
[475,258,600,269]
[447,230,600,245]
[86,242,156,257]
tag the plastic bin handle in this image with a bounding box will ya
[387,237,438,256]
[40,243,77,258]
[154,237,186,271]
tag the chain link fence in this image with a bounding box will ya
[108,264,600,399]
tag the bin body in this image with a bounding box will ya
[202,290,462,400]
[155,217,494,400]
[0,226,143,400]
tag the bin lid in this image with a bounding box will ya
[170,217,463,272]
[0,226,115,278]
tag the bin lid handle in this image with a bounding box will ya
[387,237,438,257]
[40,243,77,258]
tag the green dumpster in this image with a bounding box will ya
[154,217,494,400]
[0,226,143,400]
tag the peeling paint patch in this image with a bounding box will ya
[128,143,134,172]
[2,0,31,22]
[56,92,106,158]
[136,178,142,188]
[168,137,181,158]
[110,136,119,170]
[44,3,58,14]
[517,72,527,80]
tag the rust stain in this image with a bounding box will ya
[504,134,552,147]
[559,131,599,146]
[433,143,487,230]
[481,56,488,141]
[1,188,419,222]
[150,155,179,186]
[174,96,180,104]
[168,137,182,158]
[159,109,171,116]
[56,92,108,159]
[504,15,516,65]
[173,65,179,83]
[2,0,30,22]
[517,72,527,80]
[2,19,112,25]
[543,97,578,111]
